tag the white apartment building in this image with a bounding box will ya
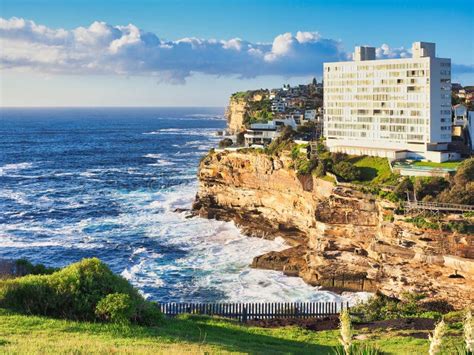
[324,42,458,162]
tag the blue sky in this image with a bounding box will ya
[1,0,473,106]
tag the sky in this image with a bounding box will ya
[1,0,473,107]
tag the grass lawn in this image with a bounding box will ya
[348,156,397,185]
[0,309,465,354]
[412,161,462,169]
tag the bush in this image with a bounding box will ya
[95,293,134,324]
[236,132,245,146]
[0,258,162,325]
[393,177,413,200]
[405,216,440,230]
[331,152,347,164]
[295,157,317,175]
[264,126,296,156]
[313,162,326,177]
[291,145,301,160]
[218,138,233,148]
[332,161,361,181]
[438,158,474,205]
[352,292,458,323]
[414,177,449,201]
[14,259,58,276]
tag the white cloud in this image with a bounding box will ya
[0,17,344,82]
[376,43,411,59]
[1,17,472,83]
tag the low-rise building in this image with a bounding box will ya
[244,118,297,146]
[271,100,286,113]
[452,104,474,151]
[304,109,317,120]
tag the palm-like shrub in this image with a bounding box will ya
[429,320,447,355]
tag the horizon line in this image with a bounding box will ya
[0,105,226,109]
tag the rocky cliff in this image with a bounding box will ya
[193,150,474,309]
[225,97,248,134]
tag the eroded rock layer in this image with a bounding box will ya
[193,150,474,309]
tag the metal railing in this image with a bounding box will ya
[404,201,474,212]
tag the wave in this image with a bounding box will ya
[0,162,33,176]
[143,128,218,136]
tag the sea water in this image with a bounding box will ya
[0,107,367,303]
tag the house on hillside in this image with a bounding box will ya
[244,118,297,146]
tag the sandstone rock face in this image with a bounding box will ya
[225,98,248,134]
[193,150,474,309]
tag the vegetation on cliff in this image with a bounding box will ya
[229,89,274,129]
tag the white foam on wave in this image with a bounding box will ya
[143,153,164,159]
[148,161,175,167]
[0,190,29,205]
[143,128,218,137]
[114,183,367,303]
[143,153,176,167]
[0,162,34,176]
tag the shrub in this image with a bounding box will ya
[405,216,440,230]
[332,161,361,181]
[437,158,474,205]
[14,259,58,276]
[350,292,450,322]
[95,293,134,324]
[316,141,327,154]
[331,152,347,164]
[264,127,295,156]
[339,309,353,354]
[429,320,447,355]
[393,177,413,200]
[218,138,233,148]
[313,162,326,177]
[464,310,473,354]
[291,145,301,160]
[414,177,449,201]
[295,157,317,175]
[236,132,245,146]
[0,258,162,325]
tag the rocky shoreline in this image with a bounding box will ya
[192,150,474,309]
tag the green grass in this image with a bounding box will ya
[0,309,465,354]
[348,156,397,185]
[320,174,337,184]
[412,161,462,169]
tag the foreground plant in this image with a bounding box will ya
[465,310,473,353]
[339,309,353,354]
[429,320,447,355]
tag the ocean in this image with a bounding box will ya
[0,107,362,303]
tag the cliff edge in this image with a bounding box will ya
[193,150,474,309]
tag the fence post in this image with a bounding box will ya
[295,305,299,318]
[242,306,247,323]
